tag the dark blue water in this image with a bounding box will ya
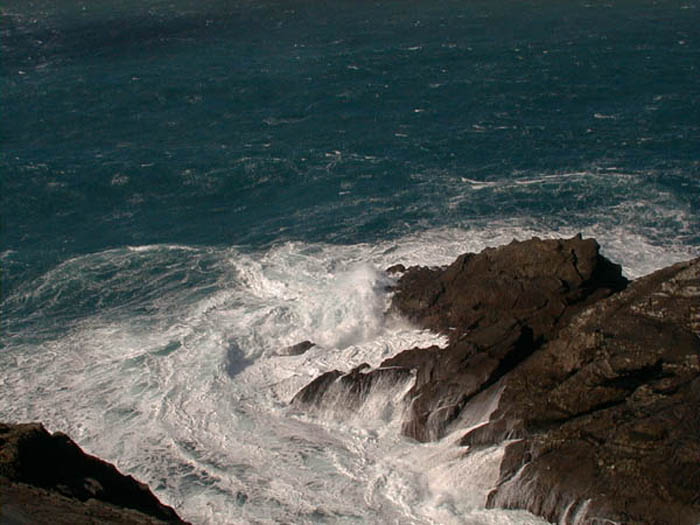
[1,1,699,522]
[3,0,699,293]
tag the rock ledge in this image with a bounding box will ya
[0,422,189,524]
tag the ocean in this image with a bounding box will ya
[1,0,698,523]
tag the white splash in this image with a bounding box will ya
[1,226,692,524]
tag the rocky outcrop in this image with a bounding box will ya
[295,235,628,440]
[480,256,700,525]
[292,235,700,525]
[387,235,628,442]
[0,422,189,524]
[292,363,414,412]
[390,234,627,344]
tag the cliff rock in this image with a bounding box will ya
[0,422,189,524]
[480,256,700,524]
[292,235,700,524]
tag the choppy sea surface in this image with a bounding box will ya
[1,0,698,523]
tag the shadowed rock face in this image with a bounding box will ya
[294,236,628,440]
[481,257,700,525]
[0,422,189,524]
[292,235,700,524]
[390,235,627,344]
[291,363,414,413]
[385,235,629,442]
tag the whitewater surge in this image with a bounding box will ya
[3,0,699,520]
[1,227,696,524]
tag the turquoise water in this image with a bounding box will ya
[1,0,699,522]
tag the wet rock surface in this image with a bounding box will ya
[297,235,628,441]
[482,256,700,525]
[281,340,316,356]
[0,422,189,524]
[387,235,629,442]
[292,363,414,412]
[293,236,700,524]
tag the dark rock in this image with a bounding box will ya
[481,257,700,525]
[292,235,700,524]
[292,364,414,413]
[295,235,627,440]
[386,235,628,441]
[281,340,316,356]
[0,422,189,524]
[390,234,627,344]
[385,264,406,274]
[292,370,344,406]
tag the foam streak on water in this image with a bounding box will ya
[1,227,696,523]
[2,0,699,521]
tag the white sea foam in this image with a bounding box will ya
[1,226,695,524]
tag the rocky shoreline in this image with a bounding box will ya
[3,236,698,524]
[0,422,189,524]
[293,235,700,525]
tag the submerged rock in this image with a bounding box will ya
[0,422,189,524]
[281,340,316,356]
[292,235,700,524]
